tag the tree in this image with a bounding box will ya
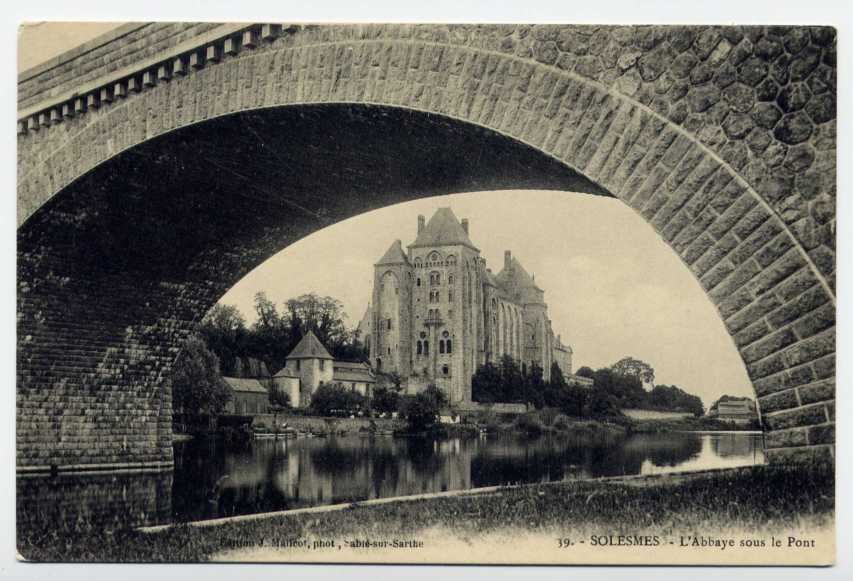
[649,384,705,417]
[592,368,646,408]
[310,383,365,417]
[172,336,232,418]
[269,387,291,409]
[400,385,447,431]
[610,356,656,387]
[583,390,622,418]
[285,293,350,353]
[371,386,400,415]
[198,304,248,375]
[202,303,246,335]
[575,366,595,379]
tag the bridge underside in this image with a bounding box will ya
[17,104,603,470]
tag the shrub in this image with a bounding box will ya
[310,383,365,417]
[512,413,545,436]
[399,385,448,432]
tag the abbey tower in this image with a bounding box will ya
[365,208,570,404]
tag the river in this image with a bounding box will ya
[172,431,764,523]
[16,431,764,533]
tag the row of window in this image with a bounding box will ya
[416,272,455,287]
[414,253,457,268]
[415,339,452,356]
[427,289,454,303]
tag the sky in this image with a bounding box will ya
[219,190,754,408]
[18,22,121,72]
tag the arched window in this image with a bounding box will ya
[448,290,454,302]
[416,277,421,287]
[448,274,454,285]
[446,254,457,266]
[414,257,423,268]
[439,340,445,354]
[423,340,429,355]
[447,339,452,353]
[417,340,422,355]
[442,364,449,376]
[430,271,441,286]
[428,251,442,264]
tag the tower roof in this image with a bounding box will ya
[409,207,478,251]
[496,256,543,292]
[375,239,409,266]
[286,330,334,360]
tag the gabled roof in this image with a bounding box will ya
[285,330,334,360]
[272,367,299,379]
[409,207,478,251]
[375,239,409,266]
[223,377,269,394]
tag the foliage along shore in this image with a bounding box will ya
[209,405,760,443]
[18,460,834,563]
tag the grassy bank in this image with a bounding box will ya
[18,460,833,563]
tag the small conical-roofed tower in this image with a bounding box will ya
[281,330,335,407]
[370,239,412,376]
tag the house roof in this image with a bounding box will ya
[333,361,375,384]
[272,367,300,379]
[286,330,334,360]
[223,377,269,394]
[376,239,409,266]
[409,207,478,250]
[333,369,376,384]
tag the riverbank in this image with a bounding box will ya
[627,416,762,434]
[18,460,833,563]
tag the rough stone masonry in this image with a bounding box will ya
[17,23,835,470]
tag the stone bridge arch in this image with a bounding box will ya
[17,23,835,470]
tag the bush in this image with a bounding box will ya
[310,383,366,417]
[399,385,447,432]
[371,385,400,415]
[512,413,545,436]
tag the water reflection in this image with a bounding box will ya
[171,432,764,522]
[16,432,764,533]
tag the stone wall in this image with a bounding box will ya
[16,471,173,550]
[17,24,835,468]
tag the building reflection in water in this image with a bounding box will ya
[171,431,764,522]
[17,431,765,531]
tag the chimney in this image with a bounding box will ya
[461,218,469,235]
[504,250,512,270]
[417,214,425,233]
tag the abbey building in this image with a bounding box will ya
[359,207,574,404]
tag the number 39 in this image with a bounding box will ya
[557,538,572,548]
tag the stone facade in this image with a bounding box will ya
[17,24,835,468]
[365,208,568,404]
[552,335,573,376]
[272,331,376,408]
